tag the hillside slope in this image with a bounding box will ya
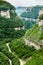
[25,24,43,45]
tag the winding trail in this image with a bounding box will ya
[19,57,31,65]
[6,43,28,65]
[6,43,11,53]
[9,59,12,65]
[19,59,26,65]
[6,43,12,65]
[6,38,40,65]
[24,38,40,50]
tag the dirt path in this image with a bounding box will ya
[6,43,12,65]
[6,43,27,65]
[6,38,40,65]
[9,59,12,65]
[19,59,26,65]
[6,43,11,53]
[24,38,40,50]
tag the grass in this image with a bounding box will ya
[25,48,43,65]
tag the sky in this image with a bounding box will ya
[5,0,43,7]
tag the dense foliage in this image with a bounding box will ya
[0,1,43,65]
[9,38,35,59]
[0,1,25,41]
[0,16,25,41]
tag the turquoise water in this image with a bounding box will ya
[16,8,23,16]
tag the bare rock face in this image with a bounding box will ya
[38,10,43,26]
[39,10,43,16]
[0,1,16,18]
[0,10,10,18]
[38,20,43,26]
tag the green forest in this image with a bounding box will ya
[21,5,43,19]
[0,1,43,65]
